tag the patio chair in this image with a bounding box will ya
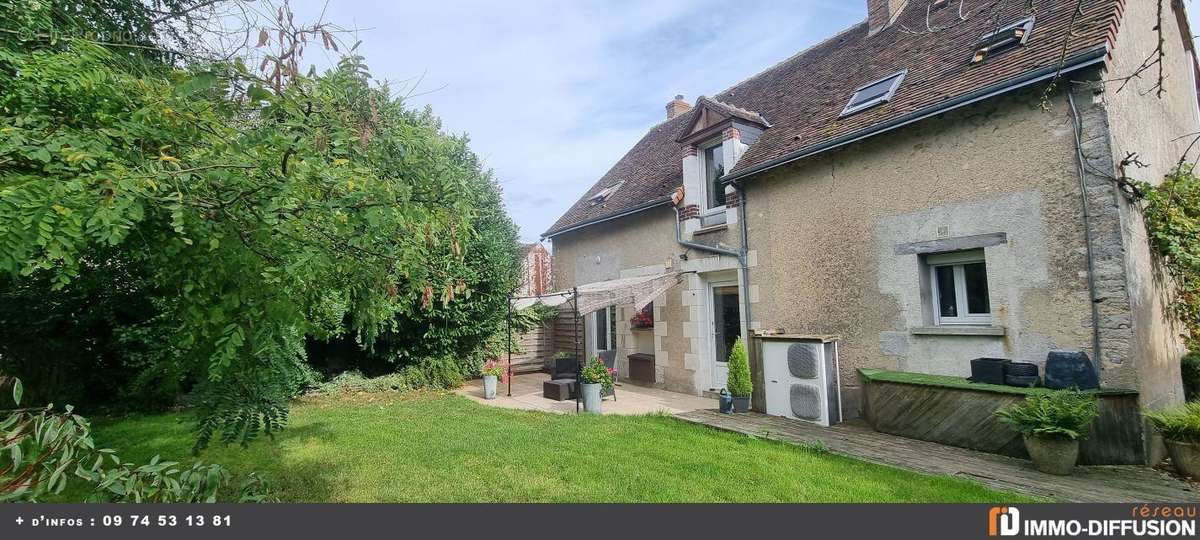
[599,350,617,401]
[551,357,579,381]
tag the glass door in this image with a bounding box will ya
[710,284,740,389]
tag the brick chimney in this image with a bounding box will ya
[666,95,692,120]
[867,0,908,35]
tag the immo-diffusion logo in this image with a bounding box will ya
[989,507,1021,537]
[988,506,1197,537]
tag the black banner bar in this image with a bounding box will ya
[1,503,1197,540]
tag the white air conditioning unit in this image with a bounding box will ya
[759,337,841,426]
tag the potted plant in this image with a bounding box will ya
[630,304,654,329]
[726,337,752,413]
[1145,402,1200,479]
[578,357,613,413]
[480,359,506,400]
[995,389,1098,475]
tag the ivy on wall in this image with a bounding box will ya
[1138,165,1200,351]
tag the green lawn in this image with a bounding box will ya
[69,392,1034,502]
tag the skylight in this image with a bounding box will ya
[588,180,625,205]
[840,70,907,118]
[971,18,1035,64]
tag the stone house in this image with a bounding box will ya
[542,0,1198,429]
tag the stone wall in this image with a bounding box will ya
[1099,0,1196,411]
[744,86,1105,419]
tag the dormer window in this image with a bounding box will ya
[840,70,907,118]
[588,180,624,205]
[971,18,1035,64]
[702,141,726,208]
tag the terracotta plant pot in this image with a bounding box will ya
[731,395,751,413]
[1165,440,1200,479]
[1023,435,1079,475]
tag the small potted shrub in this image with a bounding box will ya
[995,389,1098,475]
[578,357,613,414]
[480,359,506,400]
[1145,402,1200,479]
[726,337,753,413]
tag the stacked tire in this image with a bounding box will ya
[1004,362,1040,388]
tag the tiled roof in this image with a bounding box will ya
[544,0,1123,238]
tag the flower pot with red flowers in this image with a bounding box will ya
[480,359,507,400]
[630,305,654,330]
[579,357,614,413]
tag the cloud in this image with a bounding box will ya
[289,0,864,241]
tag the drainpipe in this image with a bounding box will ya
[673,205,742,261]
[1066,89,1103,368]
[672,190,755,382]
[734,181,753,334]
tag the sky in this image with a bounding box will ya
[276,0,865,242]
[275,1,1200,243]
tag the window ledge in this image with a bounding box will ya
[694,224,728,235]
[909,326,1006,337]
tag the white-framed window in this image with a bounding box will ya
[840,70,907,117]
[590,306,617,352]
[927,250,992,326]
[701,139,726,209]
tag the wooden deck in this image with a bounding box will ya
[675,409,1200,503]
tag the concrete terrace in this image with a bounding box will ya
[457,372,712,415]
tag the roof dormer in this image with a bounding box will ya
[675,97,769,234]
[675,96,770,146]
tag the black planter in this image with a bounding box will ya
[1045,350,1100,390]
[731,395,751,413]
[969,358,1010,385]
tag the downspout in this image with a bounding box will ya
[1066,89,1104,367]
[672,190,755,384]
[734,181,756,405]
[734,181,753,336]
[672,206,742,261]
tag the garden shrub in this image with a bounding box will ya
[995,390,1099,440]
[311,355,471,396]
[0,0,520,447]
[726,338,753,397]
[317,371,412,395]
[1182,352,1200,402]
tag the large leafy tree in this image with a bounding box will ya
[0,1,518,447]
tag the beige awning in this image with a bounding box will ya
[509,272,683,314]
[510,292,573,311]
[574,272,682,314]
